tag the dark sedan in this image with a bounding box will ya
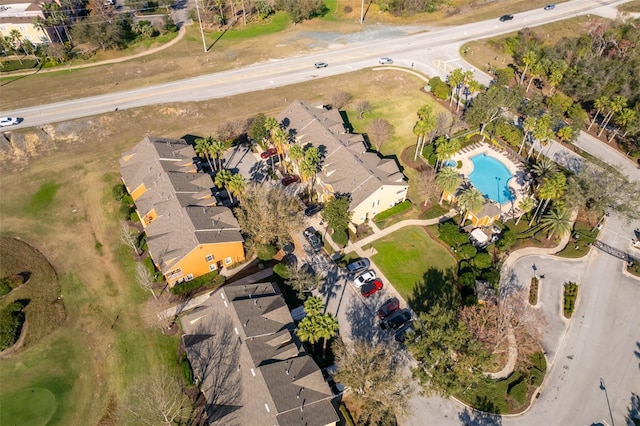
[499,14,514,22]
[260,147,277,159]
[304,203,323,216]
[281,174,300,187]
[380,308,412,330]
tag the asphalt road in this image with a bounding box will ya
[1,0,633,128]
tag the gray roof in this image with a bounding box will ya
[278,100,406,210]
[120,136,243,274]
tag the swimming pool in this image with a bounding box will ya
[468,154,514,204]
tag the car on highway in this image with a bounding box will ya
[380,308,412,330]
[499,14,514,22]
[353,269,376,288]
[360,278,383,297]
[260,147,277,159]
[303,227,323,252]
[378,57,393,64]
[304,203,323,217]
[0,117,21,127]
[346,258,370,274]
[377,297,400,320]
[314,62,328,69]
[281,174,300,186]
[543,3,555,10]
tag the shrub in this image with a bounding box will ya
[472,252,493,270]
[508,379,527,404]
[118,204,132,220]
[0,280,12,297]
[421,143,437,166]
[273,263,291,279]
[495,67,515,86]
[496,229,516,251]
[111,183,126,201]
[179,353,194,387]
[332,228,348,246]
[256,243,278,261]
[0,302,26,350]
[170,271,225,295]
[374,200,412,221]
[563,282,578,317]
[529,277,539,305]
[479,268,500,286]
[438,221,469,247]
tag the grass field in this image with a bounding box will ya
[370,226,457,301]
[0,387,56,425]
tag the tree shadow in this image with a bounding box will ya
[457,405,503,426]
[626,392,640,426]
[343,294,389,343]
[408,268,459,313]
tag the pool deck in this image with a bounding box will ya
[450,142,528,218]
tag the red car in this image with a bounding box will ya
[281,174,300,187]
[360,278,383,297]
[260,148,277,159]
[377,297,400,320]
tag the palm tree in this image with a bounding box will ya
[541,205,572,239]
[557,126,574,143]
[531,158,559,188]
[303,296,324,317]
[227,173,246,205]
[448,68,464,107]
[529,115,553,159]
[588,96,609,131]
[317,313,339,358]
[530,173,566,225]
[288,145,304,171]
[457,187,485,225]
[516,197,535,225]
[436,167,462,202]
[610,108,636,142]
[271,127,288,164]
[434,137,460,169]
[194,136,215,171]
[214,169,233,194]
[210,139,227,171]
[413,119,429,160]
[518,116,537,155]
[297,316,321,350]
[599,95,627,137]
[456,70,474,113]
[519,50,538,86]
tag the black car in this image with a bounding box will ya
[304,204,323,217]
[499,14,514,22]
[394,321,416,345]
[380,308,412,330]
[303,227,323,252]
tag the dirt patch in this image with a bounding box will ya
[0,237,65,351]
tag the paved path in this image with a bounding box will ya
[573,130,640,182]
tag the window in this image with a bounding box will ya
[209,264,217,272]
[167,268,183,280]
[185,274,194,281]
[360,215,366,222]
[0,26,6,31]
[205,254,214,262]
[19,25,26,31]
[225,257,232,265]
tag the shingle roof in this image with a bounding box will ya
[278,100,406,209]
[120,136,242,274]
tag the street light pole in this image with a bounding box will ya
[496,177,501,206]
[360,0,365,24]
[194,0,207,53]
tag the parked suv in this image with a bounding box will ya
[377,298,400,320]
[380,308,412,330]
[303,227,323,252]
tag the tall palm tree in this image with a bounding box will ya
[317,313,339,358]
[610,108,636,142]
[413,119,429,160]
[194,136,215,171]
[447,68,464,107]
[297,316,321,350]
[530,173,566,225]
[434,137,460,169]
[457,187,485,225]
[531,158,559,188]
[210,139,227,171]
[588,96,609,131]
[288,145,304,171]
[436,167,462,202]
[271,127,288,164]
[516,197,535,225]
[519,50,538,86]
[456,70,474,113]
[214,169,233,193]
[541,205,572,239]
[598,95,627,137]
[227,173,246,205]
[518,116,537,155]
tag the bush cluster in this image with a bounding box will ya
[428,76,451,100]
[529,277,539,305]
[0,276,22,297]
[374,200,412,222]
[256,244,278,261]
[563,282,579,317]
[0,302,26,351]
[170,271,225,295]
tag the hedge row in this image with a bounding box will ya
[563,282,579,318]
[170,271,225,295]
[374,200,412,222]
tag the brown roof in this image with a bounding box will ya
[120,136,242,274]
[278,100,406,210]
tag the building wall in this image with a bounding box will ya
[351,184,408,225]
[164,242,246,286]
[0,22,50,44]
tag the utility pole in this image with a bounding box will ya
[195,0,207,52]
[360,0,365,24]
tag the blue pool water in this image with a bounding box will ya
[444,160,456,167]
[468,154,514,204]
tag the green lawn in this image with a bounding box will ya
[555,221,598,259]
[0,387,57,425]
[370,226,456,301]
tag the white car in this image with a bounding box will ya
[378,57,393,64]
[353,269,376,288]
[0,117,20,127]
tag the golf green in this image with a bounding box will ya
[0,387,56,425]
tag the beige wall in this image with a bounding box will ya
[351,184,408,225]
[0,23,51,44]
